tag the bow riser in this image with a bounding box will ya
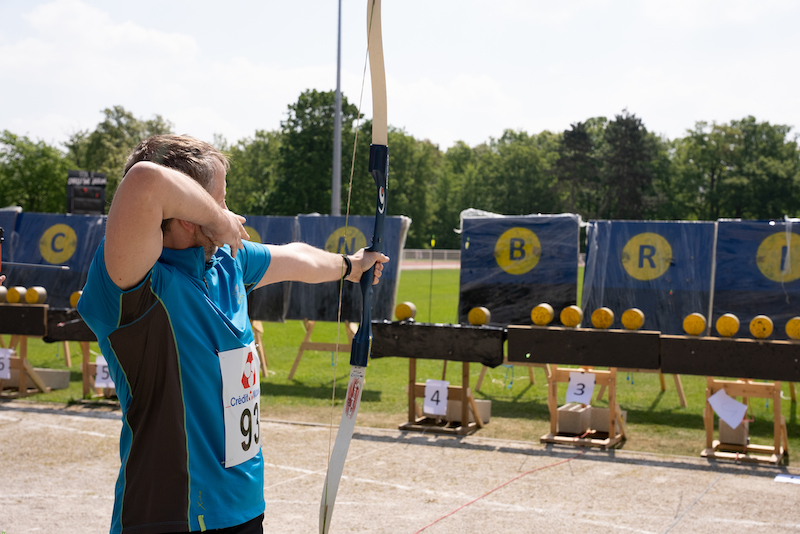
[350,144,388,368]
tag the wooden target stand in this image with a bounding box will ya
[287,319,357,380]
[371,304,505,436]
[0,303,51,396]
[541,366,626,448]
[400,357,484,436]
[0,334,50,396]
[702,377,788,465]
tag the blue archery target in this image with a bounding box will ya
[458,214,580,326]
[713,219,800,340]
[4,212,106,307]
[582,220,714,334]
[286,214,409,322]
[244,216,297,322]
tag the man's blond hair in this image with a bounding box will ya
[124,134,229,232]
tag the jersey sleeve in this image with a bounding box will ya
[236,240,271,292]
[77,238,150,340]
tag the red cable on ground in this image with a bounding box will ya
[414,450,585,533]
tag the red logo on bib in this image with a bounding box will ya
[241,351,256,389]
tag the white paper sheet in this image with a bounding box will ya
[0,348,12,380]
[566,372,595,404]
[423,379,449,416]
[707,388,747,429]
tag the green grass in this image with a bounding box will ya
[6,266,799,462]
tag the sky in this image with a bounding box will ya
[1,0,799,152]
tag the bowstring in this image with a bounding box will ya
[326,4,375,468]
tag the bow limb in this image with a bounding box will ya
[319,1,388,532]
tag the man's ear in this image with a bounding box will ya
[176,219,197,233]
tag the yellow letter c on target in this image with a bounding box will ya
[39,224,78,264]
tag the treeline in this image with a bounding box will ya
[2,90,800,249]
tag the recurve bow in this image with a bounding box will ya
[319,1,388,532]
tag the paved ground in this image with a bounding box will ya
[1,400,799,534]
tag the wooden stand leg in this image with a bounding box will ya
[529,366,535,385]
[408,358,417,424]
[81,341,91,398]
[790,382,797,402]
[62,341,72,367]
[673,374,687,408]
[658,372,666,392]
[773,382,782,456]
[288,319,314,380]
[475,365,487,390]
[460,362,469,433]
[251,320,268,377]
[18,336,28,396]
[548,370,558,435]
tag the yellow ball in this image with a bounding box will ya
[591,307,615,329]
[531,303,554,326]
[468,307,491,326]
[683,313,707,336]
[749,315,773,339]
[70,291,83,309]
[25,286,47,304]
[560,305,583,328]
[716,313,740,338]
[6,286,26,304]
[786,317,800,340]
[621,308,645,330]
[395,301,417,321]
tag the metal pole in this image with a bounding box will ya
[331,0,343,216]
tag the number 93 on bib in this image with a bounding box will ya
[220,342,261,468]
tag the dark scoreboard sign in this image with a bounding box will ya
[67,170,107,215]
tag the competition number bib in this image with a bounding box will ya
[219,342,261,468]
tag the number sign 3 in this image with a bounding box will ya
[565,371,595,404]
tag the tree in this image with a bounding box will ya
[674,121,739,220]
[675,117,800,220]
[723,117,800,219]
[269,90,360,215]
[0,131,70,212]
[480,129,560,215]
[600,111,659,219]
[555,121,602,217]
[65,106,173,197]
[225,130,282,215]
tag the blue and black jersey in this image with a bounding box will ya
[79,239,270,534]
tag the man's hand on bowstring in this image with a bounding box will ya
[201,209,250,259]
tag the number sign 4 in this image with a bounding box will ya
[423,379,449,416]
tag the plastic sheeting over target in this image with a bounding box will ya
[713,219,800,340]
[243,216,297,322]
[582,220,715,334]
[286,214,410,322]
[2,213,106,307]
[458,214,580,326]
